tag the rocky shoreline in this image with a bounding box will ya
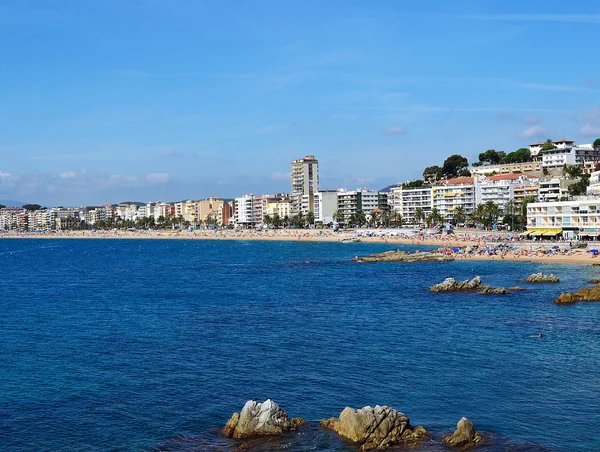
[354,250,454,263]
[221,399,485,451]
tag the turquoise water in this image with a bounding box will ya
[1,239,599,451]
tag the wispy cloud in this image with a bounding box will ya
[384,126,406,135]
[511,81,592,92]
[522,115,540,125]
[580,124,600,136]
[146,173,170,184]
[457,14,600,24]
[269,171,289,181]
[520,125,548,139]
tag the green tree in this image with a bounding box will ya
[501,148,531,164]
[283,215,290,227]
[540,138,556,152]
[414,207,425,226]
[422,165,442,182]
[333,210,344,224]
[568,174,591,196]
[23,204,41,211]
[263,214,272,227]
[354,210,366,227]
[0,204,5,209]
[294,212,304,228]
[478,149,505,165]
[441,154,469,178]
[429,208,443,225]
[402,179,426,189]
[272,213,281,228]
[483,201,501,228]
[369,210,380,227]
[564,165,583,178]
[594,138,600,148]
[306,210,315,226]
[453,205,466,225]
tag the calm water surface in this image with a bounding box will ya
[1,239,599,451]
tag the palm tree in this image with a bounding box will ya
[474,204,486,227]
[295,212,304,228]
[483,201,501,229]
[430,208,442,225]
[333,210,344,225]
[283,215,290,228]
[263,214,272,228]
[272,213,281,229]
[370,210,380,227]
[306,211,315,226]
[453,205,466,225]
[414,207,425,226]
[355,210,367,227]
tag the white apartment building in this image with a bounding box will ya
[540,140,600,168]
[389,186,403,213]
[291,155,319,215]
[400,187,432,224]
[235,194,263,227]
[527,199,600,240]
[432,177,477,221]
[538,177,577,202]
[588,170,600,196]
[314,190,338,224]
[336,189,388,222]
[478,174,538,211]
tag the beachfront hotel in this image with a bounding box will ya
[291,155,319,216]
[526,198,600,240]
[389,186,433,224]
[431,177,477,220]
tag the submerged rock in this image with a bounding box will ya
[509,286,526,291]
[480,287,509,295]
[443,417,485,447]
[223,399,306,439]
[588,279,600,284]
[320,405,427,450]
[554,283,600,304]
[354,251,454,263]
[524,273,560,283]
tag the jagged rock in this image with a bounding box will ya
[320,405,427,450]
[354,251,454,263]
[509,286,526,291]
[223,399,306,439]
[443,417,485,447]
[524,273,560,283]
[480,287,509,294]
[554,283,600,304]
[588,279,600,284]
[430,276,485,292]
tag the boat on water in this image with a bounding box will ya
[342,237,361,243]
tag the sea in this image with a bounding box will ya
[1,238,599,451]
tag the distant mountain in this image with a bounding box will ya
[118,201,146,207]
[0,199,28,207]
[379,185,400,193]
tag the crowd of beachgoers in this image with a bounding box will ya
[2,227,599,264]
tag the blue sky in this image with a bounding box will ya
[1,0,600,206]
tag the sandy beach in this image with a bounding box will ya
[2,228,598,265]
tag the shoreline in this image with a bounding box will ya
[2,229,598,265]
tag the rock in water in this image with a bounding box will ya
[554,283,600,304]
[444,417,485,447]
[223,399,306,439]
[430,276,483,292]
[480,286,509,294]
[321,405,427,450]
[524,273,560,283]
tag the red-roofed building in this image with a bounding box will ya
[432,178,477,221]
[479,173,539,211]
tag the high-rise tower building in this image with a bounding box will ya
[290,155,319,216]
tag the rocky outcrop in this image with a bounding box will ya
[524,273,560,283]
[443,417,485,447]
[554,283,600,304]
[354,251,454,263]
[588,279,600,284]
[480,287,509,295]
[509,286,526,291]
[320,405,427,450]
[223,399,306,439]
[430,276,483,292]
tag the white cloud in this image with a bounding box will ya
[269,171,289,181]
[522,115,540,125]
[60,172,76,179]
[520,125,547,139]
[580,124,600,136]
[146,173,170,184]
[0,172,11,179]
[384,126,406,135]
